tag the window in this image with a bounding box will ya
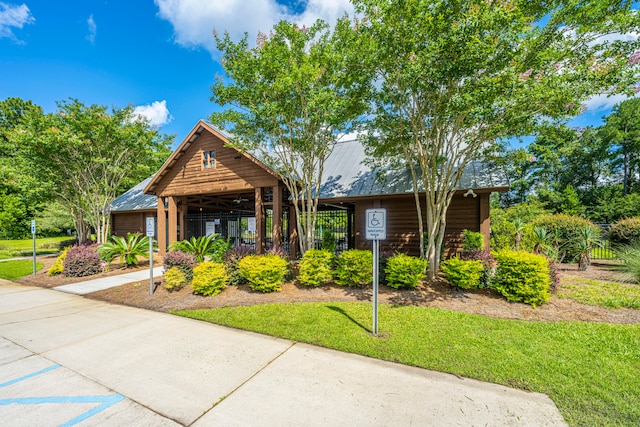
[202,150,215,169]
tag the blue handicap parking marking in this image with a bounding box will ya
[0,364,125,427]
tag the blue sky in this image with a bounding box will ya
[0,0,636,149]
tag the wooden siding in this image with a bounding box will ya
[111,212,155,236]
[354,195,482,257]
[153,132,278,197]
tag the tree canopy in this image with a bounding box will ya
[210,18,371,254]
[9,98,172,242]
[354,0,640,277]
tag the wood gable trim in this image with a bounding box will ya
[144,120,281,196]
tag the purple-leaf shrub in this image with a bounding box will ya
[163,250,198,283]
[63,245,102,277]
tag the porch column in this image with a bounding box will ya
[168,196,178,248]
[157,197,167,255]
[289,202,299,259]
[479,193,490,251]
[179,197,187,241]
[272,184,282,252]
[255,187,265,254]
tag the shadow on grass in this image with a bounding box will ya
[326,305,371,333]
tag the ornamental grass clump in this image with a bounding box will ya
[191,262,228,296]
[334,249,372,287]
[298,249,334,287]
[238,254,289,292]
[492,249,551,308]
[384,253,426,289]
[614,241,640,283]
[63,245,102,277]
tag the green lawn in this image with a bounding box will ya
[0,259,44,280]
[0,236,74,259]
[559,278,640,309]
[174,303,640,427]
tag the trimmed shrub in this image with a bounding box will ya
[334,249,372,287]
[47,247,70,276]
[462,229,485,252]
[223,246,253,286]
[459,251,495,288]
[163,250,197,283]
[238,254,289,292]
[529,214,598,262]
[609,217,640,247]
[440,257,484,290]
[492,250,551,307]
[298,249,334,287]
[384,253,427,289]
[63,245,102,277]
[192,262,228,296]
[164,266,187,291]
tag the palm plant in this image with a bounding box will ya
[512,218,525,250]
[573,226,602,271]
[531,226,550,255]
[97,233,152,267]
[169,234,231,262]
[614,241,640,283]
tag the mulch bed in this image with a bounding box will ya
[16,256,640,325]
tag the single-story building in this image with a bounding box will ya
[110,120,508,257]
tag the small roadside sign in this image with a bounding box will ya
[365,209,386,240]
[31,220,36,234]
[146,217,155,237]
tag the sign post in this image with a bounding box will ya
[365,209,386,336]
[146,218,155,295]
[31,220,36,276]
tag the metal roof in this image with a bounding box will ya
[110,176,157,212]
[318,139,509,199]
[112,127,508,212]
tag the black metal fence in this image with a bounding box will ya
[183,208,353,255]
[592,224,615,260]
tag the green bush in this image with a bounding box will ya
[164,266,187,291]
[492,250,551,307]
[238,254,289,292]
[614,241,640,283]
[47,247,70,276]
[334,249,372,287]
[192,262,228,296]
[298,249,334,287]
[97,233,152,267]
[462,229,484,252]
[163,250,197,283]
[169,234,231,262]
[440,257,484,290]
[321,230,337,253]
[384,253,426,289]
[529,214,598,262]
[609,217,640,247]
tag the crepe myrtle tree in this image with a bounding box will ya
[354,0,640,278]
[12,99,172,243]
[210,18,371,255]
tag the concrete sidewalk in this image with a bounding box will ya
[0,281,567,426]
[54,267,164,295]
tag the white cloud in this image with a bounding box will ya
[154,0,353,55]
[133,100,173,127]
[86,14,96,44]
[583,93,639,112]
[0,2,34,42]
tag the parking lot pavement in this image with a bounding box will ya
[0,338,178,426]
